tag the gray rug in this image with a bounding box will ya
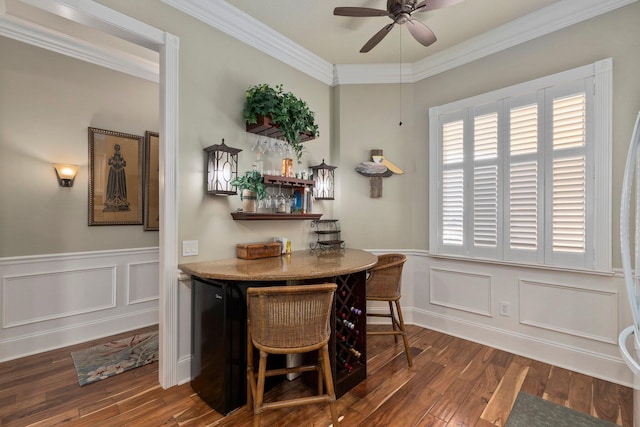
[506,392,618,427]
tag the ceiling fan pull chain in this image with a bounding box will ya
[399,28,403,126]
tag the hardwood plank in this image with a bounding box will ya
[518,359,552,398]
[593,377,622,424]
[447,388,490,427]
[619,384,634,427]
[479,361,529,426]
[543,365,572,401]
[567,371,593,414]
[0,325,632,427]
[428,377,474,423]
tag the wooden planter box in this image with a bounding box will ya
[245,115,315,142]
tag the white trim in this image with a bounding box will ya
[0,12,159,82]
[164,0,637,86]
[593,58,613,271]
[160,0,334,85]
[159,32,181,389]
[8,0,181,389]
[2,0,634,86]
[411,307,634,387]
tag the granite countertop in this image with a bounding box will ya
[179,248,378,281]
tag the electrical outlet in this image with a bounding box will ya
[499,302,511,317]
[182,240,198,257]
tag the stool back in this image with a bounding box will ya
[247,283,337,353]
[366,254,407,300]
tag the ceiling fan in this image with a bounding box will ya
[334,0,463,53]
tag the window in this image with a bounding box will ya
[429,59,611,271]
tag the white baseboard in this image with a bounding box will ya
[0,308,158,362]
[409,307,634,388]
[177,354,192,385]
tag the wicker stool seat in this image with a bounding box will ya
[366,254,413,367]
[246,283,340,427]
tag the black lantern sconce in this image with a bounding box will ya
[204,139,242,195]
[310,159,336,200]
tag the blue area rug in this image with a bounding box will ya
[506,392,618,427]
[71,331,158,386]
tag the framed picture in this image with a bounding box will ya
[144,131,160,231]
[88,127,144,226]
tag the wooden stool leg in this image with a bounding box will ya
[388,301,399,343]
[320,345,340,426]
[394,300,413,368]
[246,343,254,410]
[253,352,268,427]
[317,351,324,395]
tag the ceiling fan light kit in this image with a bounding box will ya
[334,0,463,53]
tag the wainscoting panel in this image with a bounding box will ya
[128,261,160,305]
[519,279,618,344]
[429,267,492,317]
[0,247,159,362]
[2,266,116,328]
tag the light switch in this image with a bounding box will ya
[182,240,198,256]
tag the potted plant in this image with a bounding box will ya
[230,170,267,213]
[243,83,319,162]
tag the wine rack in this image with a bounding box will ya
[300,270,367,397]
[332,272,367,396]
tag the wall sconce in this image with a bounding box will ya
[310,159,336,200]
[53,164,79,187]
[204,138,242,195]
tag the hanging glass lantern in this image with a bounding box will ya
[310,159,336,200]
[204,139,242,195]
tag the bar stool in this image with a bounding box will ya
[246,283,340,427]
[366,254,413,367]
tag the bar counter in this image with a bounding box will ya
[179,248,378,281]
[179,248,377,415]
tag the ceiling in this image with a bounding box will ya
[224,0,561,64]
[1,0,635,85]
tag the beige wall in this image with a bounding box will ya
[412,1,640,268]
[3,0,639,267]
[0,36,160,257]
[99,0,333,262]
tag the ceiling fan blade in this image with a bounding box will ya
[360,23,395,53]
[333,7,389,17]
[414,0,463,13]
[406,19,437,47]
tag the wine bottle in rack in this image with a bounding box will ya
[337,355,353,372]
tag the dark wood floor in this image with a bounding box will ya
[0,324,633,426]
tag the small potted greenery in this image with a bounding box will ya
[243,83,319,162]
[230,170,267,213]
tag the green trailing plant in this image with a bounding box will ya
[230,169,267,200]
[243,83,319,161]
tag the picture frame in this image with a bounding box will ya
[88,127,144,226]
[144,131,160,231]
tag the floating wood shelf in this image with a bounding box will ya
[246,115,315,142]
[231,212,322,221]
[262,175,314,187]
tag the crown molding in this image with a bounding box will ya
[2,0,635,87]
[162,0,636,86]
[411,0,638,82]
[160,0,334,86]
[0,11,159,82]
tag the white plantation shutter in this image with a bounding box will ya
[473,113,498,250]
[509,104,539,254]
[551,93,587,256]
[430,59,610,271]
[442,120,464,247]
